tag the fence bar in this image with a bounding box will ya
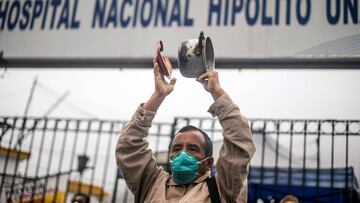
[316,120,321,196]
[258,121,267,199]
[345,121,351,203]
[64,120,81,202]
[154,124,162,161]
[301,121,308,199]
[53,119,70,203]
[101,122,115,202]
[287,121,294,193]
[89,121,104,199]
[77,120,92,194]
[210,120,216,140]
[42,120,59,201]
[19,119,38,203]
[0,117,9,142]
[249,121,257,201]
[30,118,48,202]
[274,121,280,186]
[111,168,120,203]
[330,121,335,203]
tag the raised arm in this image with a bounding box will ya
[196,70,225,101]
[115,58,176,201]
[197,70,256,203]
[143,58,176,111]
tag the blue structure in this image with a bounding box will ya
[248,166,360,203]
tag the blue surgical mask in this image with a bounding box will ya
[170,151,204,185]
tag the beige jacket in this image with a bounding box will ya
[116,93,256,203]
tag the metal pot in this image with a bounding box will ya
[177,32,215,78]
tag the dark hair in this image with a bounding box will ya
[279,194,299,203]
[169,125,213,157]
[71,192,90,203]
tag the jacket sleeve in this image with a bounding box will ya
[208,93,256,203]
[115,104,163,202]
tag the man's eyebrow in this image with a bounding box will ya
[187,143,201,150]
[172,143,182,148]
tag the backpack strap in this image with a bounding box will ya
[206,176,221,203]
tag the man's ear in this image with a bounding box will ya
[206,156,214,170]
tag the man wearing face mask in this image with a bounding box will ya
[116,58,256,202]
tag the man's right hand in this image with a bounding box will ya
[143,58,176,112]
[153,58,176,98]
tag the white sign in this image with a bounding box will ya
[0,0,359,59]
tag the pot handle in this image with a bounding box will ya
[195,31,205,56]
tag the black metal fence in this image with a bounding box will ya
[1,116,359,203]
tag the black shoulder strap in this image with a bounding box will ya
[206,176,221,203]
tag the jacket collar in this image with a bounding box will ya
[166,171,211,186]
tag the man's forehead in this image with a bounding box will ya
[172,130,205,144]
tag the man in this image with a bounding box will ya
[116,59,255,202]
